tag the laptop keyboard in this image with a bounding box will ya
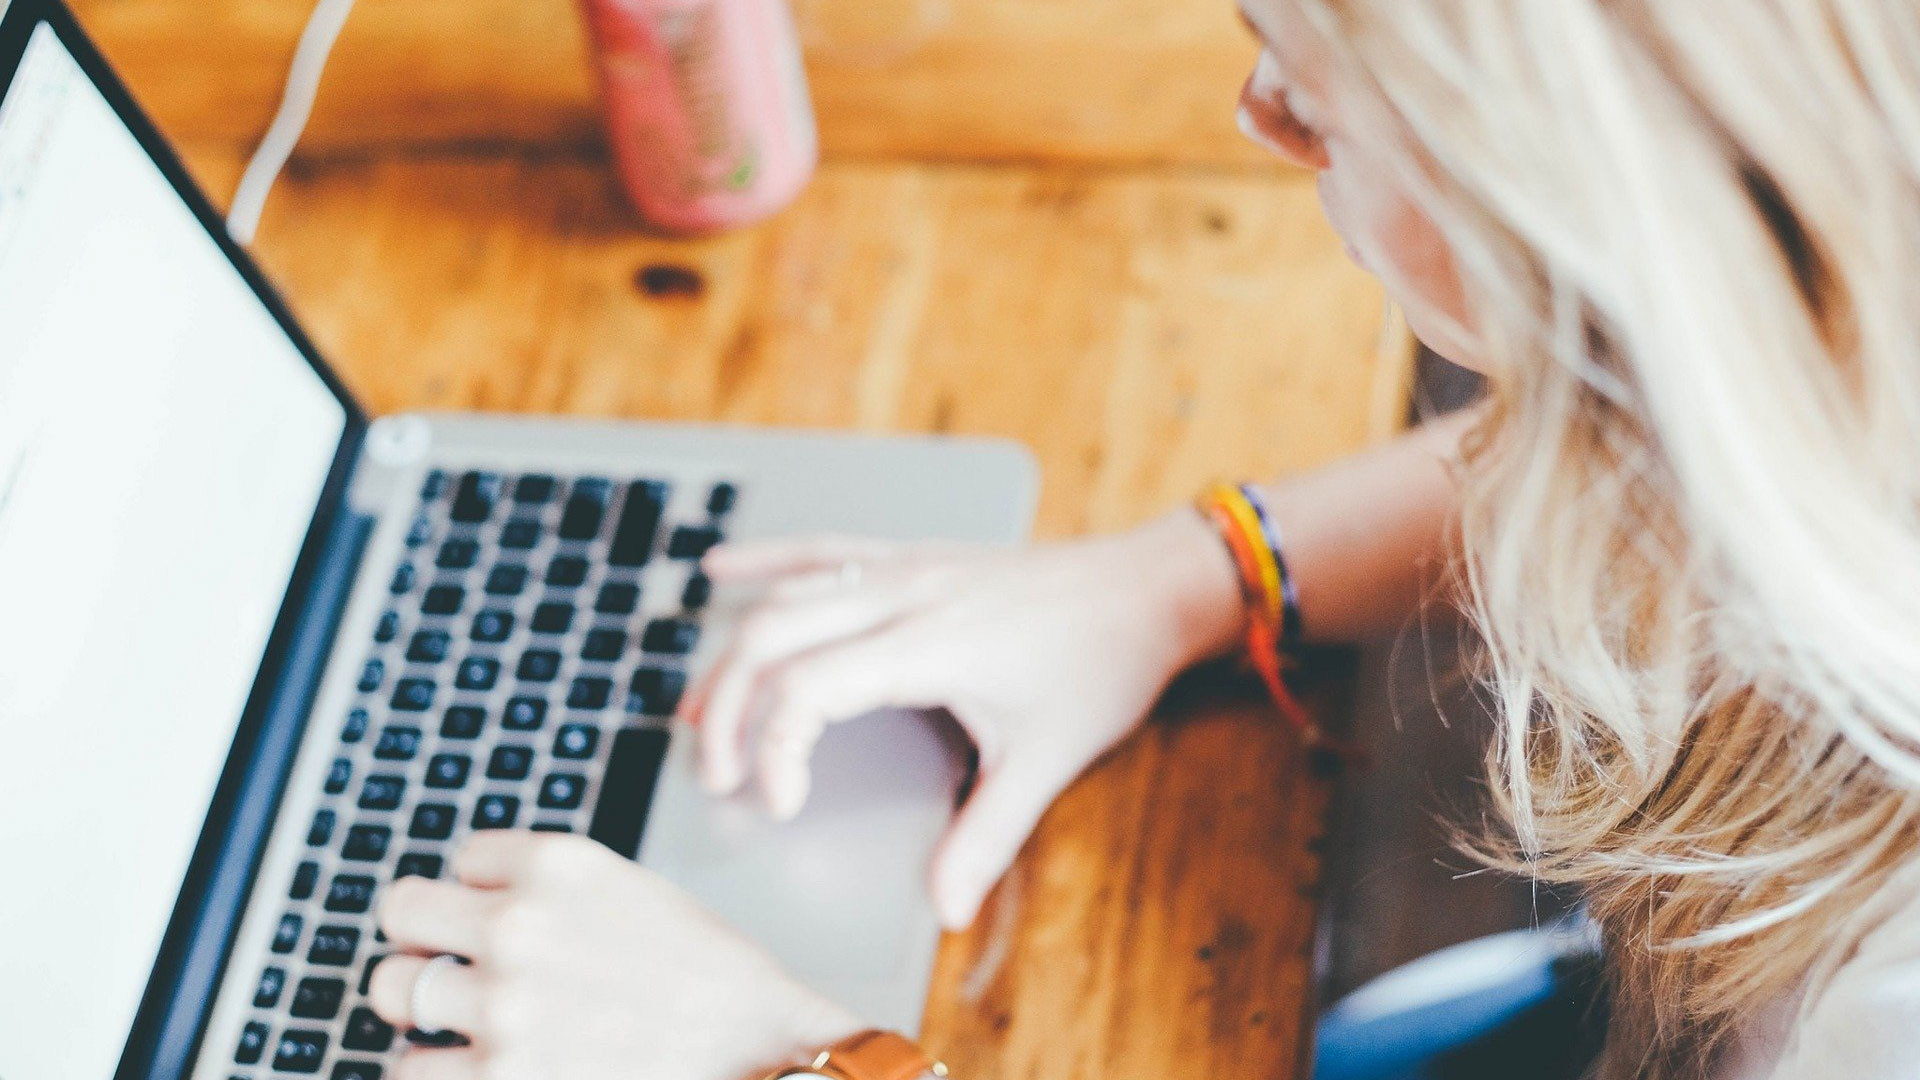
[227,468,735,1078]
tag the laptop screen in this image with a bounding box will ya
[0,20,349,1080]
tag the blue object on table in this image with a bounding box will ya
[1314,919,1602,1080]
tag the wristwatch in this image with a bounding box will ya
[766,1029,948,1080]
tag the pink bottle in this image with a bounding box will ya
[580,0,819,234]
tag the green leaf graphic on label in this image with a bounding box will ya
[726,146,759,191]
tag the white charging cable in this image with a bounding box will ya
[225,0,359,246]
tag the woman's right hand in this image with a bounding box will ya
[683,512,1244,930]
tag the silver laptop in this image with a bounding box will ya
[0,4,1038,1078]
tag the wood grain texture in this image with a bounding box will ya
[178,146,1393,539]
[925,669,1351,1080]
[75,0,1273,167]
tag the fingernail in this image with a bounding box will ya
[702,757,742,795]
[934,887,974,931]
[768,768,809,821]
[1237,105,1284,156]
[932,868,978,930]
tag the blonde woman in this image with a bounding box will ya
[365,1,1920,1077]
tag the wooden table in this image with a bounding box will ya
[71,0,1405,1074]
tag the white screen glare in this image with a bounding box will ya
[0,23,349,1080]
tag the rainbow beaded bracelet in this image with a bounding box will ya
[1196,483,1357,767]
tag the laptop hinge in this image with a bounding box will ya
[117,499,376,1080]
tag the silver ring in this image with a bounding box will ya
[411,953,462,1034]
[836,561,863,589]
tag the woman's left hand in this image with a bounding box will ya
[367,831,861,1080]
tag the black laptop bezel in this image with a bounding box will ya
[0,1,373,1075]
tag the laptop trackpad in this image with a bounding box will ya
[635,709,971,1027]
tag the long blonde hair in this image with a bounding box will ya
[1289,1,1920,1074]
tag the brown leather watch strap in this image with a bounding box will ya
[819,1029,944,1080]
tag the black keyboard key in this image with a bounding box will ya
[436,537,480,571]
[473,795,519,830]
[581,628,627,661]
[440,705,486,739]
[449,471,500,524]
[531,601,574,634]
[308,809,337,847]
[359,954,385,995]
[668,524,723,560]
[394,853,443,880]
[254,966,287,1008]
[594,581,639,616]
[421,584,465,615]
[406,630,451,664]
[409,803,457,840]
[406,513,434,547]
[390,679,435,712]
[331,1061,384,1080]
[343,1006,395,1053]
[357,659,385,693]
[641,618,699,654]
[514,474,556,504]
[608,481,666,566]
[558,488,607,541]
[272,913,303,954]
[407,1029,470,1049]
[517,649,561,682]
[374,726,423,760]
[290,976,347,1020]
[290,860,320,901]
[424,753,471,788]
[374,610,401,643]
[545,555,589,588]
[486,745,534,781]
[538,773,586,810]
[471,608,514,643]
[531,820,573,833]
[500,518,542,549]
[389,563,416,595]
[554,723,599,759]
[567,676,612,710]
[360,774,406,810]
[707,481,737,515]
[486,564,529,596]
[342,826,391,863]
[324,758,352,795]
[503,696,547,730]
[324,874,378,914]
[341,708,370,744]
[273,1028,329,1073]
[235,1020,270,1065]
[455,657,500,691]
[629,666,687,716]
[308,925,360,967]
[421,470,448,501]
[682,572,712,609]
[588,727,671,858]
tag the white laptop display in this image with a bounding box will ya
[0,4,1037,1077]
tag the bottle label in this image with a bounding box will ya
[583,0,818,228]
[654,6,756,192]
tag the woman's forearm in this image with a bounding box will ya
[1148,410,1473,669]
[1256,409,1471,643]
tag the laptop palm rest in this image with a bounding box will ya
[637,708,972,1032]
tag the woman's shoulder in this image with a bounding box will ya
[1726,858,1920,1079]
